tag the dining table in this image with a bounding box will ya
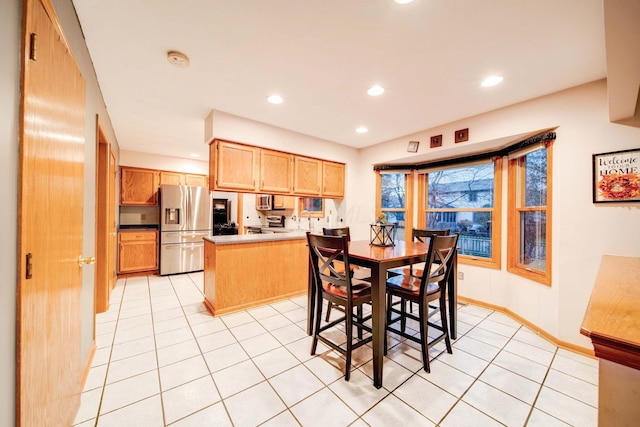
[306,239,458,389]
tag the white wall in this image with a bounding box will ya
[0,0,21,424]
[358,79,640,348]
[210,111,369,236]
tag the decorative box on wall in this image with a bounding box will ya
[370,223,395,246]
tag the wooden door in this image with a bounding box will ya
[95,120,117,312]
[108,149,117,290]
[17,0,86,425]
[96,122,110,312]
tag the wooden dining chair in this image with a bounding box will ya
[387,228,450,317]
[322,227,371,322]
[307,232,372,381]
[385,234,459,373]
[388,228,450,278]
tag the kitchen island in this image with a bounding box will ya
[203,232,309,315]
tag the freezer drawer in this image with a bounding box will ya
[161,231,210,244]
[160,242,204,275]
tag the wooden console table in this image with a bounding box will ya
[580,255,640,425]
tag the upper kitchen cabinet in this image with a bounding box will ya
[159,171,184,186]
[121,167,159,205]
[160,171,208,187]
[210,139,258,192]
[293,156,322,195]
[209,138,344,198]
[185,174,208,187]
[322,161,345,198]
[260,149,292,193]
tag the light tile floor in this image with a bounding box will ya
[74,273,599,427]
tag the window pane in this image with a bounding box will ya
[428,164,494,209]
[381,173,405,209]
[425,212,492,258]
[301,197,323,213]
[519,210,546,271]
[524,149,547,207]
[382,211,405,241]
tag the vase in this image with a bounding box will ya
[370,223,395,246]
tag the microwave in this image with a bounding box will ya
[256,194,272,211]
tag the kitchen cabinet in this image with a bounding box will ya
[209,139,345,198]
[322,161,345,198]
[117,230,158,274]
[120,167,158,205]
[185,174,208,187]
[159,171,184,186]
[293,156,322,195]
[210,140,259,191]
[260,149,292,193]
[121,167,209,206]
[273,195,296,209]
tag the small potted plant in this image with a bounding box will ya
[370,212,395,246]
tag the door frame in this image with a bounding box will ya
[95,116,115,313]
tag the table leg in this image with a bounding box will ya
[448,250,458,340]
[371,264,385,388]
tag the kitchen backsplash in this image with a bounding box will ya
[119,206,160,225]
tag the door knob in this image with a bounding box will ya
[78,256,96,267]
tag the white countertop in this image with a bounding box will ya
[205,231,307,245]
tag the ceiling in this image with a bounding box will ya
[72,0,607,160]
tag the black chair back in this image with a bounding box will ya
[412,228,450,244]
[307,232,353,293]
[322,227,351,240]
[419,234,459,297]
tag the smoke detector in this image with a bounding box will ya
[167,51,189,68]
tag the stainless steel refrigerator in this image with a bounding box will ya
[159,184,212,275]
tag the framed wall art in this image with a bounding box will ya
[407,140,419,153]
[430,135,442,148]
[592,148,640,203]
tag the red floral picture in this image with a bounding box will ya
[593,149,640,203]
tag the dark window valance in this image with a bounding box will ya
[373,131,556,172]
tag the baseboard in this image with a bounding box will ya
[458,296,596,359]
[80,342,96,390]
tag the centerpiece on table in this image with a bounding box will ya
[370,213,395,246]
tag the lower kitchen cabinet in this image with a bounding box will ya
[118,230,158,274]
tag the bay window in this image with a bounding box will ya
[507,143,553,284]
[418,158,502,268]
[376,171,414,241]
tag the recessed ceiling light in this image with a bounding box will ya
[267,95,283,104]
[167,51,189,68]
[481,75,504,87]
[367,85,385,96]
[190,153,200,158]
[395,0,414,4]
[356,127,368,133]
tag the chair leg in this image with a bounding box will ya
[439,293,452,353]
[400,299,407,333]
[311,293,324,355]
[356,306,364,339]
[419,301,430,373]
[344,304,353,381]
[325,301,333,322]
